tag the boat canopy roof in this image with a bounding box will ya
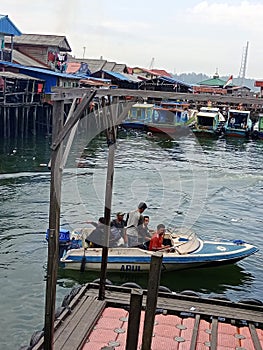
[131,103,154,108]
[200,107,220,113]
[197,111,219,118]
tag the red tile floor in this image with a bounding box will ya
[82,307,263,350]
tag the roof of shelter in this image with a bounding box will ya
[12,49,47,68]
[0,71,43,80]
[68,57,127,74]
[197,72,229,87]
[5,33,71,51]
[0,15,21,36]
[150,69,172,77]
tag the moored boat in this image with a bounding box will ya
[59,228,258,272]
[224,109,252,137]
[191,106,225,136]
[147,101,196,134]
[121,102,154,129]
[251,114,263,140]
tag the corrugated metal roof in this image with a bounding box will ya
[103,62,116,71]
[121,72,141,82]
[0,60,84,79]
[198,77,226,87]
[112,63,127,73]
[12,49,47,68]
[0,14,21,36]
[0,71,43,81]
[159,75,192,88]
[102,70,136,82]
[68,58,107,73]
[5,34,71,51]
[67,58,127,74]
[150,69,172,77]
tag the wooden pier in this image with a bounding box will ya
[2,85,263,138]
[30,282,263,350]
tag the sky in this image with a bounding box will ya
[2,0,263,79]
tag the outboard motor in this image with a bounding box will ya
[46,228,71,259]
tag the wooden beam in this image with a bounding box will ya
[51,87,263,107]
[51,90,96,151]
[44,99,64,350]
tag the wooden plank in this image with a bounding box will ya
[57,298,106,350]
[210,318,218,350]
[189,314,200,350]
[31,286,91,350]
[249,323,263,350]
[54,295,96,345]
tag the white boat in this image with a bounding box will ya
[59,228,258,272]
[192,107,225,136]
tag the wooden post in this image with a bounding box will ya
[15,107,18,138]
[3,106,6,138]
[43,99,64,350]
[141,252,163,350]
[25,106,29,138]
[7,107,10,138]
[126,289,143,350]
[21,107,24,138]
[33,105,37,136]
[98,97,117,300]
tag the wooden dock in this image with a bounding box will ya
[30,283,263,350]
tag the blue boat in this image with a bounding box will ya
[60,228,258,272]
[224,109,252,137]
[121,102,154,129]
[147,101,195,134]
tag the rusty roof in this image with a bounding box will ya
[68,57,127,74]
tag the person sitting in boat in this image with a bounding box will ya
[229,116,235,127]
[110,212,127,247]
[85,217,106,248]
[126,202,147,247]
[241,118,247,129]
[149,224,172,251]
[138,215,153,249]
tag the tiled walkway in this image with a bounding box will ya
[82,307,263,350]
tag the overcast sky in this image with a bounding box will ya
[2,0,263,79]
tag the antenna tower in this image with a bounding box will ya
[149,57,155,69]
[238,41,249,85]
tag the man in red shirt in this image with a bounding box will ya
[149,224,171,251]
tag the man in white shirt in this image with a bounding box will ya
[126,202,147,247]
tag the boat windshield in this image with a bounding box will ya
[228,111,249,128]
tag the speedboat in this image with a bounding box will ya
[59,228,258,272]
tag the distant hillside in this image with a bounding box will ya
[172,72,259,92]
